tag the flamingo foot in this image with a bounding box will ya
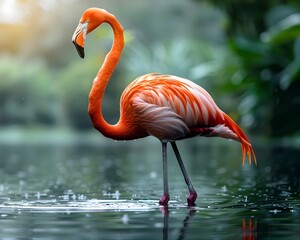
[159,194,170,206]
[187,191,197,206]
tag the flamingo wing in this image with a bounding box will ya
[121,74,224,140]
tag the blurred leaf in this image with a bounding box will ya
[294,37,300,61]
[190,63,218,80]
[228,37,268,61]
[261,13,300,44]
[264,5,298,28]
[279,60,300,89]
[278,37,300,89]
[124,30,135,44]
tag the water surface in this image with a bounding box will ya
[0,136,299,239]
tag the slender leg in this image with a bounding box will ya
[171,142,197,206]
[159,142,170,206]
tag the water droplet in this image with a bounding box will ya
[121,214,129,224]
[154,222,163,228]
[220,185,227,192]
[270,209,281,214]
[72,194,76,200]
[150,171,157,179]
[112,190,121,200]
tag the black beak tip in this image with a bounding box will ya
[72,41,85,59]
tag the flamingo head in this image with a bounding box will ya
[72,8,108,58]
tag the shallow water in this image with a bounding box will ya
[0,137,299,239]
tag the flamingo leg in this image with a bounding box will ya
[159,141,170,206]
[171,142,197,206]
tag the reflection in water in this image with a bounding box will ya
[176,208,196,240]
[242,219,257,240]
[161,207,169,240]
[160,207,258,240]
[160,206,196,240]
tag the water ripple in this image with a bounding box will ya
[0,199,157,213]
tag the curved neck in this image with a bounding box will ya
[87,13,127,140]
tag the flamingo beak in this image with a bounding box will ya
[72,22,88,59]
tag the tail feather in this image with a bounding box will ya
[222,112,257,165]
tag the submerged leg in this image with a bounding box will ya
[171,142,197,206]
[159,142,170,206]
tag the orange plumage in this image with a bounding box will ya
[72,8,256,206]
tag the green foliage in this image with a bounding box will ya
[2,0,300,138]
[0,57,58,126]
[124,39,224,90]
[202,0,300,137]
[58,56,99,130]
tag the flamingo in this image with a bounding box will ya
[71,8,256,206]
